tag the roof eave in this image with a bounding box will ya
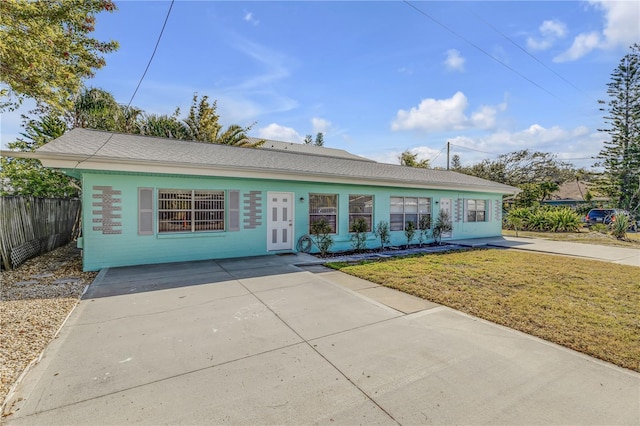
[2,150,519,195]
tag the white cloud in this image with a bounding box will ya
[555,1,640,62]
[257,123,302,143]
[444,49,465,72]
[243,11,259,26]
[311,117,331,134]
[444,124,601,167]
[527,19,567,51]
[391,92,503,132]
[554,32,602,62]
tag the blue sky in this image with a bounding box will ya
[2,0,639,169]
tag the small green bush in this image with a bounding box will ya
[418,215,431,247]
[404,220,416,248]
[589,224,609,234]
[547,208,582,232]
[432,211,452,245]
[610,214,629,240]
[350,217,369,253]
[310,218,334,257]
[374,220,390,251]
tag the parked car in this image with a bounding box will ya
[585,208,636,230]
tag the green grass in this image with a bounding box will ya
[502,228,640,248]
[329,249,640,372]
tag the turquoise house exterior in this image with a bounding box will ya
[20,129,518,271]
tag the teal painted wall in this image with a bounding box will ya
[80,171,504,271]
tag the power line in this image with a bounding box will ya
[473,13,588,98]
[127,0,175,108]
[402,0,559,100]
[449,143,500,157]
[75,1,175,169]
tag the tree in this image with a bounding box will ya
[69,87,139,131]
[451,154,462,170]
[399,150,430,168]
[595,43,640,216]
[139,111,190,140]
[182,94,263,146]
[0,0,119,112]
[314,132,324,147]
[457,150,574,187]
[0,114,79,196]
[303,134,313,145]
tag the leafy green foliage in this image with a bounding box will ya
[547,208,582,232]
[595,43,640,217]
[182,94,263,146]
[374,220,390,250]
[505,206,582,232]
[0,114,78,196]
[506,208,529,236]
[417,215,431,247]
[350,217,369,253]
[399,150,430,168]
[432,211,452,245]
[0,0,119,112]
[404,220,416,247]
[610,214,629,240]
[310,218,334,257]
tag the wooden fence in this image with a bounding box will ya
[0,196,81,270]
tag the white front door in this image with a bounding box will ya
[267,192,294,251]
[440,198,453,239]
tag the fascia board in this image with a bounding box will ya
[5,150,519,195]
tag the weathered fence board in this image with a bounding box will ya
[0,196,81,270]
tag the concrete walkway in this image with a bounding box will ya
[3,253,639,425]
[454,236,640,267]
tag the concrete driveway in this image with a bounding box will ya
[3,254,639,425]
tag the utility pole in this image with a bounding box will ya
[446,141,450,170]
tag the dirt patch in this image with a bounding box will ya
[0,243,97,411]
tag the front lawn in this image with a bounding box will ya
[329,249,639,372]
[502,228,640,248]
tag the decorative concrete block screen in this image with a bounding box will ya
[92,186,122,235]
[243,191,262,229]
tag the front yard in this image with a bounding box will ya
[330,249,640,372]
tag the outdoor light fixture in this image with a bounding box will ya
[299,197,305,202]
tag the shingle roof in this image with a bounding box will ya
[248,137,374,162]
[35,128,518,194]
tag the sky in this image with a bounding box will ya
[2,0,639,170]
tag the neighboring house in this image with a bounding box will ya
[543,180,608,207]
[2,129,518,271]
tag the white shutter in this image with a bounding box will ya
[138,187,154,235]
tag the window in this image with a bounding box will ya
[309,194,338,233]
[158,190,225,233]
[466,199,486,222]
[349,195,373,232]
[390,197,432,231]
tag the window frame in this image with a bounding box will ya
[157,189,226,233]
[390,196,432,231]
[309,193,338,234]
[348,194,373,232]
[466,199,487,222]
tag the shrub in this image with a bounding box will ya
[374,220,390,251]
[610,213,629,240]
[404,220,416,248]
[350,217,368,253]
[590,223,609,234]
[547,208,582,232]
[526,209,551,231]
[506,207,530,236]
[432,211,452,245]
[418,215,430,247]
[310,218,334,257]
